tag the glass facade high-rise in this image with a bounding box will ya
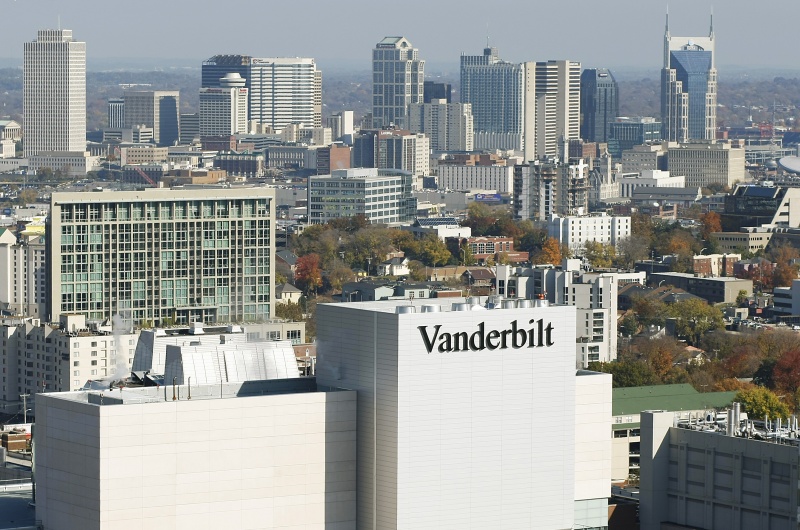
[580,68,618,143]
[372,37,424,129]
[47,189,275,327]
[460,47,535,158]
[660,15,717,142]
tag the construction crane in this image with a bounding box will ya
[132,166,158,187]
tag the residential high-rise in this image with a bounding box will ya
[535,60,581,159]
[460,47,535,159]
[352,129,430,176]
[107,98,124,129]
[661,14,717,142]
[580,68,618,143]
[0,228,46,317]
[326,111,354,140]
[408,99,474,151]
[372,37,424,129]
[199,73,248,137]
[23,29,86,157]
[122,91,180,146]
[202,55,321,132]
[46,188,275,327]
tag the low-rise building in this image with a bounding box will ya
[611,384,736,483]
[437,164,514,193]
[29,151,100,178]
[617,169,685,198]
[668,140,746,189]
[692,253,740,277]
[650,272,753,304]
[640,409,800,530]
[773,279,800,316]
[712,227,773,254]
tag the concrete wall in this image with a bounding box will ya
[35,386,357,530]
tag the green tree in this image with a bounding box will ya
[631,296,667,328]
[666,298,724,344]
[735,387,790,420]
[587,361,660,388]
[735,289,748,306]
[275,301,304,321]
[583,240,614,268]
[620,314,639,337]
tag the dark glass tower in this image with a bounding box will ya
[580,68,618,143]
[660,14,717,142]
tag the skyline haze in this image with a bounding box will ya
[0,0,797,73]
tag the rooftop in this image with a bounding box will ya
[613,383,736,417]
[47,377,335,407]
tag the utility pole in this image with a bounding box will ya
[20,394,29,424]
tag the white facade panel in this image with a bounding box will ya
[316,300,578,529]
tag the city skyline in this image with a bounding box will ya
[0,0,798,72]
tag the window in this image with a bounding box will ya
[91,360,97,366]
[73,370,79,376]
[73,361,79,367]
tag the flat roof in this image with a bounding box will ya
[43,378,345,407]
[613,384,736,416]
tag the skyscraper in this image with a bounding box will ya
[408,100,473,151]
[372,37,424,129]
[460,47,535,159]
[535,60,581,159]
[107,98,124,129]
[199,73,249,137]
[122,91,180,146]
[23,29,86,157]
[580,68,618,143]
[203,56,320,132]
[661,14,717,142]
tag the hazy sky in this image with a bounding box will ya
[1,0,798,73]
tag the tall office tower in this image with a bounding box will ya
[107,98,125,128]
[408,100,473,151]
[202,55,321,133]
[122,91,180,146]
[423,81,452,103]
[199,73,249,137]
[23,29,86,157]
[372,37,424,129]
[535,60,581,159]
[179,113,199,145]
[580,68,618,143]
[47,188,275,326]
[661,14,717,142]
[460,47,535,159]
[607,116,662,158]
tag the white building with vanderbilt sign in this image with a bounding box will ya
[316,297,611,530]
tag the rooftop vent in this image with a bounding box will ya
[420,305,441,313]
[396,305,416,314]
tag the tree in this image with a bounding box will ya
[631,296,667,328]
[699,211,722,240]
[533,237,562,265]
[772,349,800,396]
[326,265,355,293]
[735,387,790,420]
[295,254,323,295]
[275,300,304,321]
[18,188,37,205]
[587,361,660,388]
[753,358,777,389]
[614,235,650,269]
[735,289,748,306]
[620,314,639,337]
[666,298,724,344]
[583,240,614,268]
[420,235,452,267]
